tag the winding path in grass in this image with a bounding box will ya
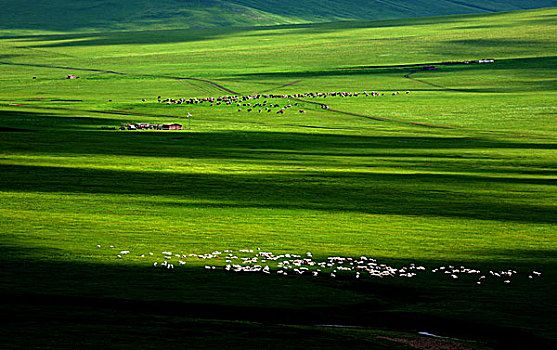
[260,79,304,93]
[141,74,240,95]
[1,60,458,128]
[0,61,239,95]
[404,70,468,92]
[290,97,456,129]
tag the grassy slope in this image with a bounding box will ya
[0,8,556,349]
[0,0,556,31]
[233,0,557,21]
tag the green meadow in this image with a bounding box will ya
[1,7,556,349]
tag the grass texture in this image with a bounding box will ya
[0,7,556,349]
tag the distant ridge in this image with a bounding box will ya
[1,0,556,31]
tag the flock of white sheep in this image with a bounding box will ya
[98,245,542,285]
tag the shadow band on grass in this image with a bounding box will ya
[3,292,554,350]
[1,252,556,350]
[1,161,556,224]
[1,124,556,224]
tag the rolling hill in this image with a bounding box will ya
[0,0,556,32]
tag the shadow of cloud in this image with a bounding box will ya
[0,109,126,129]
[231,56,557,94]
[0,244,555,349]
[446,39,549,46]
[1,128,555,224]
[1,161,555,224]
[0,12,494,48]
[472,248,557,262]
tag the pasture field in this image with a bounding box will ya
[1,7,556,349]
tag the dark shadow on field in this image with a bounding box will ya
[0,245,555,349]
[447,39,547,46]
[0,54,21,60]
[523,16,557,26]
[449,24,512,30]
[233,56,557,92]
[0,60,127,75]
[2,128,555,153]
[0,126,35,132]
[1,128,556,224]
[239,56,557,76]
[3,161,555,224]
[0,107,186,125]
[0,110,125,129]
[473,248,557,262]
[1,303,401,350]
[0,9,536,47]
[0,15,471,47]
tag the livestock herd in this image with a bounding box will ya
[156,90,409,115]
[99,245,542,286]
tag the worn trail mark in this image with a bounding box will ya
[2,59,471,128]
[291,97,456,129]
[260,80,304,93]
[404,70,465,92]
[0,61,240,95]
[139,74,240,95]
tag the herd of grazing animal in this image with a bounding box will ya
[98,245,542,286]
[155,90,409,115]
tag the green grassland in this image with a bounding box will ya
[1,7,556,349]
